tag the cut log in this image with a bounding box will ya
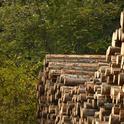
[63,77,86,86]
[119,28,123,41]
[100,73,107,82]
[116,55,122,65]
[61,69,94,76]
[111,86,122,102]
[62,93,72,103]
[108,114,120,124]
[106,46,121,56]
[86,81,94,94]
[99,107,109,121]
[45,54,106,64]
[48,62,98,68]
[111,67,120,75]
[87,116,94,124]
[77,85,86,94]
[118,73,124,86]
[83,102,92,109]
[105,67,111,76]
[120,11,124,29]
[94,71,101,78]
[121,56,124,69]
[106,55,111,62]
[111,56,117,63]
[46,54,106,60]
[48,70,61,79]
[60,103,68,115]
[96,95,106,107]
[111,30,121,47]
[119,109,124,122]
[99,66,109,73]
[107,74,113,84]
[48,65,97,71]
[78,94,87,103]
[98,62,110,67]
[80,108,96,119]
[101,83,111,95]
[113,74,118,85]
[121,33,124,42]
[121,42,124,55]
[110,63,120,68]
[111,106,120,115]
[116,91,124,104]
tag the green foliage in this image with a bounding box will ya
[0,0,123,123]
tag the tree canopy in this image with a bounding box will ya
[0,0,123,123]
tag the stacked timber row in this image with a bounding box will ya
[36,55,106,124]
[37,11,124,124]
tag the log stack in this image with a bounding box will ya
[37,11,124,124]
[37,55,106,124]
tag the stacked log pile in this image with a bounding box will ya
[37,11,124,124]
[36,55,106,124]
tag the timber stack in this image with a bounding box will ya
[37,11,124,124]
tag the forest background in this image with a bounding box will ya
[0,0,124,123]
